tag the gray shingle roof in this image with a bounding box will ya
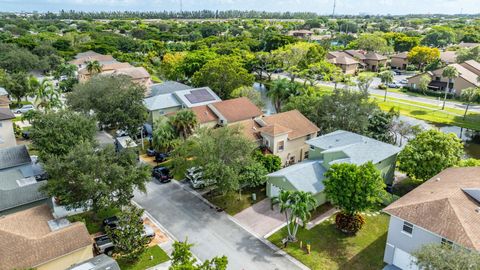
[67,254,120,270]
[0,87,7,96]
[149,81,192,97]
[268,160,326,194]
[0,108,15,121]
[307,130,401,165]
[0,145,31,170]
[144,93,182,111]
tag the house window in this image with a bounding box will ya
[304,151,309,159]
[441,238,453,246]
[289,156,295,165]
[264,139,270,147]
[435,76,441,81]
[278,141,285,152]
[402,221,414,235]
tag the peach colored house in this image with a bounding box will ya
[327,52,360,75]
[390,52,409,70]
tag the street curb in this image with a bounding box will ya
[173,182,310,270]
[263,221,288,239]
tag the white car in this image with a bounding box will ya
[14,104,34,114]
[186,167,214,189]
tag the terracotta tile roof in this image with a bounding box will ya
[258,123,292,137]
[384,167,480,251]
[191,105,218,124]
[0,108,14,121]
[233,119,262,141]
[260,110,319,140]
[210,97,263,123]
[113,67,150,79]
[0,204,92,270]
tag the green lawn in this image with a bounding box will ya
[67,208,120,234]
[117,245,170,270]
[205,185,267,215]
[268,212,389,270]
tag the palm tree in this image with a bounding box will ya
[460,87,480,119]
[34,79,62,113]
[267,78,296,113]
[441,66,459,110]
[86,60,102,75]
[272,190,317,242]
[152,118,179,152]
[170,109,198,139]
[378,70,394,101]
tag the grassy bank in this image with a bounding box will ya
[117,245,169,270]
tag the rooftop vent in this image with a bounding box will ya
[436,177,441,182]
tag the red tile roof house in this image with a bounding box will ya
[383,167,480,270]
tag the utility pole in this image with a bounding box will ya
[180,0,183,13]
[332,0,336,17]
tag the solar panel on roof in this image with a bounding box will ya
[185,89,215,104]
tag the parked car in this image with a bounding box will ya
[185,167,214,189]
[22,131,30,139]
[400,79,408,84]
[387,82,402,88]
[146,148,156,157]
[154,152,169,163]
[152,166,172,183]
[14,104,34,114]
[102,216,120,230]
[94,234,115,256]
[115,129,128,137]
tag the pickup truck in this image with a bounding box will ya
[94,224,156,256]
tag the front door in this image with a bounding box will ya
[393,248,419,270]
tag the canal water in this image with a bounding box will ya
[254,82,480,159]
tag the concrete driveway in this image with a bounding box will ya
[233,198,286,237]
[133,181,304,270]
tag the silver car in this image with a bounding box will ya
[14,104,34,114]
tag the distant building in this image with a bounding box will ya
[0,204,92,270]
[328,50,388,73]
[287,29,314,39]
[0,87,10,109]
[440,51,457,64]
[383,167,480,270]
[327,52,360,75]
[390,52,409,70]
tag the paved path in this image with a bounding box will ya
[233,198,286,237]
[270,73,480,113]
[133,181,304,270]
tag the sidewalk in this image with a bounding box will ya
[306,208,338,230]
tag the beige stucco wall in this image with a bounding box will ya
[408,70,475,95]
[0,119,16,149]
[340,63,358,75]
[391,57,408,70]
[36,245,93,270]
[365,59,387,72]
[268,133,317,166]
[149,106,181,124]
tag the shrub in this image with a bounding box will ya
[335,212,365,234]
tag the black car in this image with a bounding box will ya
[146,148,157,157]
[152,166,172,183]
[154,152,169,163]
[102,216,119,230]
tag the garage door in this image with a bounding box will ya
[393,248,419,270]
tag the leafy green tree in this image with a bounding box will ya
[170,239,228,270]
[413,244,480,270]
[86,60,102,75]
[172,126,256,194]
[170,109,198,139]
[3,72,36,104]
[252,51,278,81]
[30,110,97,160]
[378,70,394,101]
[356,33,392,53]
[41,142,150,213]
[421,26,456,48]
[180,49,217,79]
[239,162,268,188]
[105,205,149,262]
[0,44,41,72]
[267,78,297,112]
[253,151,282,173]
[191,56,254,99]
[231,86,265,108]
[398,129,464,181]
[356,73,375,93]
[456,46,480,63]
[441,66,460,110]
[367,109,398,144]
[160,52,186,81]
[152,117,179,152]
[324,162,386,234]
[418,74,432,94]
[272,190,317,242]
[460,87,480,118]
[457,158,480,167]
[68,75,147,135]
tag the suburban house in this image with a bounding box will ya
[144,86,221,124]
[72,51,152,88]
[0,204,92,270]
[383,167,480,270]
[266,130,401,205]
[67,254,120,270]
[458,42,480,49]
[287,29,313,39]
[327,51,360,75]
[0,87,9,108]
[148,81,192,97]
[191,97,263,128]
[390,52,409,70]
[0,108,16,149]
[407,60,480,95]
[328,50,388,72]
[440,51,458,64]
[0,145,48,214]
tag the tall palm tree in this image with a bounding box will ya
[460,87,480,119]
[170,109,198,139]
[86,60,102,75]
[267,78,296,113]
[272,190,317,242]
[441,66,459,110]
[152,118,179,152]
[379,70,394,101]
[34,79,62,113]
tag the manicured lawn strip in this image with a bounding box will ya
[67,208,120,234]
[387,88,480,105]
[205,185,267,215]
[268,213,389,270]
[372,97,480,131]
[392,177,423,197]
[117,245,169,270]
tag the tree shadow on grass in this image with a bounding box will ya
[410,110,427,115]
[338,232,388,270]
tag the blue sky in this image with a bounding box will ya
[1,0,479,15]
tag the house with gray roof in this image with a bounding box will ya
[148,81,192,97]
[266,130,401,205]
[67,254,120,270]
[144,86,221,124]
[0,145,48,214]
